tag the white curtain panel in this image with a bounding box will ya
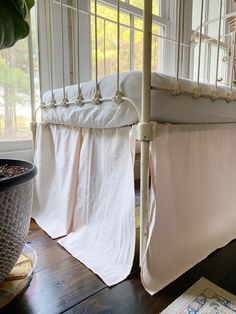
[58,127,136,286]
[32,124,82,238]
[142,123,236,295]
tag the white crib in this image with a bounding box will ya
[32,0,236,294]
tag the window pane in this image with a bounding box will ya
[210,46,217,83]
[209,46,227,84]
[91,1,131,78]
[129,0,159,15]
[208,0,221,38]
[192,0,206,31]
[120,26,131,72]
[129,0,143,10]
[192,42,207,82]
[91,1,130,26]
[192,0,228,84]
[134,17,143,30]
[192,0,225,37]
[0,9,39,141]
[153,0,159,16]
[134,29,143,70]
[91,1,162,76]
[152,25,161,72]
[134,16,161,71]
[0,41,32,140]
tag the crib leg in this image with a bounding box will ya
[137,123,153,266]
[139,0,153,266]
[140,140,150,265]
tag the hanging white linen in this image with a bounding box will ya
[32,123,82,238]
[57,127,136,286]
[142,123,236,295]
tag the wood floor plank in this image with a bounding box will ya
[64,240,236,314]
[63,273,164,314]
[2,255,106,314]
[26,221,70,273]
[2,221,236,314]
[26,234,69,273]
[1,221,106,314]
[27,219,47,239]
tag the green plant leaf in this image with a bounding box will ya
[0,0,35,50]
[25,0,35,10]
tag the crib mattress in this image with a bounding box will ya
[42,71,236,128]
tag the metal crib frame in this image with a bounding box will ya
[31,0,236,266]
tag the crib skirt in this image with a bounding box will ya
[33,124,136,286]
[33,122,236,294]
[142,123,236,294]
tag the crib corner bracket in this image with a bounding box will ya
[134,122,153,142]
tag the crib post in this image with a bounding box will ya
[139,0,153,266]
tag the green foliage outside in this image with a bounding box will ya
[0,38,31,139]
[0,8,38,140]
[91,0,160,79]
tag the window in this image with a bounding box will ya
[0,9,39,142]
[90,0,163,78]
[38,0,168,92]
[191,0,229,84]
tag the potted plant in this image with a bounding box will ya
[0,0,36,282]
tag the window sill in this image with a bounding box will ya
[0,139,33,162]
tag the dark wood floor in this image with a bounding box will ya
[2,220,236,314]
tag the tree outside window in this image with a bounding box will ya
[0,9,38,141]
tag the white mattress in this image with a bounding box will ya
[42,71,236,128]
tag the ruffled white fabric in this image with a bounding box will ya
[33,124,82,238]
[58,127,136,286]
[33,124,136,286]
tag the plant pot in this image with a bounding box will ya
[0,159,37,283]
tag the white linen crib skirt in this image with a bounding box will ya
[59,127,136,285]
[32,124,82,238]
[142,123,236,295]
[33,124,136,286]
